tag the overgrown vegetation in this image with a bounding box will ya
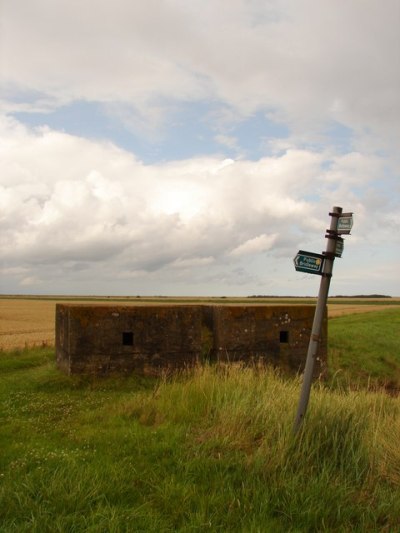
[1,310,400,531]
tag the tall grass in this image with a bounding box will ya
[1,346,400,531]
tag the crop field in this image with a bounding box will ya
[1,295,399,351]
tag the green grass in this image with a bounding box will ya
[1,312,400,531]
[328,308,400,390]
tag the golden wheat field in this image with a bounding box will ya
[1,296,399,351]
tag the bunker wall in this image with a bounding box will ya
[56,305,203,375]
[212,305,326,375]
[56,304,327,377]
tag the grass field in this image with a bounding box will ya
[1,295,399,351]
[1,305,400,530]
[328,308,400,391]
[1,343,400,531]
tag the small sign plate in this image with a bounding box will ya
[335,238,344,258]
[337,215,353,234]
[293,250,325,275]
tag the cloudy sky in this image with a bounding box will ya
[1,0,399,296]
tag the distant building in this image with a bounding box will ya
[56,304,327,377]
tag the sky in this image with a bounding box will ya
[1,0,399,297]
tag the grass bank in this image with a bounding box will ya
[328,307,400,391]
[1,343,400,531]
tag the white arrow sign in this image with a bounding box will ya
[337,215,353,234]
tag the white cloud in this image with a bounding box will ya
[2,0,399,147]
[214,134,241,153]
[230,234,278,256]
[169,256,215,269]
[1,1,399,296]
[0,117,398,295]
[20,276,41,287]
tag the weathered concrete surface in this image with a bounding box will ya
[56,304,327,376]
[212,305,327,376]
[56,304,203,375]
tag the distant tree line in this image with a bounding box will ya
[248,294,392,299]
[248,295,311,298]
[333,294,391,298]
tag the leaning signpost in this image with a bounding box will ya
[293,206,353,434]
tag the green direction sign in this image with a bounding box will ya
[335,238,344,258]
[337,215,353,234]
[293,250,325,275]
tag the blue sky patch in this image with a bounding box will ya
[12,100,290,163]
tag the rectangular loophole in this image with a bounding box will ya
[280,330,289,343]
[122,331,134,346]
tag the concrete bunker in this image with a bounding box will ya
[56,304,327,377]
